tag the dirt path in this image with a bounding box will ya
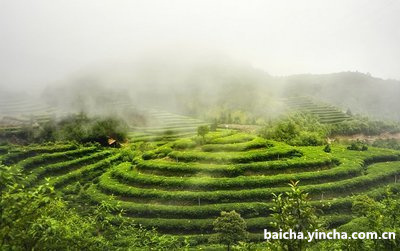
[219,124,262,133]
[332,132,400,143]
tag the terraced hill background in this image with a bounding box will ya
[0,94,57,131]
[284,96,351,124]
[2,127,400,245]
[128,109,209,142]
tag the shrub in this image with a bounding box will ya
[142,151,156,160]
[347,140,368,151]
[324,144,332,153]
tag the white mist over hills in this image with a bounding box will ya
[1,0,400,92]
[1,1,400,121]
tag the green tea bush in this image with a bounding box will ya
[167,148,302,164]
[18,147,97,170]
[99,159,400,205]
[324,144,332,153]
[52,154,121,188]
[347,140,368,151]
[135,154,338,177]
[172,138,197,150]
[85,182,400,221]
[210,133,255,144]
[2,143,77,166]
[201,138,271,152]
[26,151,111,184]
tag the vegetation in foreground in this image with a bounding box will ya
[0,164,184,250]
[2,109,400,250]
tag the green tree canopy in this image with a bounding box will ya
[197,125,210,142]
[269,181,322,251]
[211,210,248,251]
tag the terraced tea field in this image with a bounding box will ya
[285,96,351,124]
[3,128,400,245]
[0,94,57,127]
[128,109,209,142]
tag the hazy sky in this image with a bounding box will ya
[1,0,400,90]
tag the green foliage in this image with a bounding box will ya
[260,113,327,146]
[25,151,112,185]
[136,154,337,178]
[211,211,248,250]
[120,147,136,162]
[142,150,157,160]
[351,189,400,250]
[209,133,254,144]
[197,125,210,142]
[347,140,368,151]
[167,148,302,164]
[172,138,197,150]
[58,113,128,146]
[201,138,271,152]
[210,120,218,131]
[371,139,400,150]
[261,113,400,145]
[0,164,184,250]
[4,126,400,249]
[320,188,400,250]
[0,167,103,250]
[323,144,331,153]
[269,181,323,251]
[329,116,400,136]
[51,154,121,188]
[1,143,77,166]
[1,113,128,147]
[85,180,399,222]
[17,147,97,170]
[117,156,339,191]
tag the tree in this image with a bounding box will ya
[210,120,218,131]
[269,181,322,251]
[197,125,210,142]
[346,108,353,116]
[211,211,248,251]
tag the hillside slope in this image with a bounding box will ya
[281,72,400,121]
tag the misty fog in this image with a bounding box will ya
[1,0,400,122]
